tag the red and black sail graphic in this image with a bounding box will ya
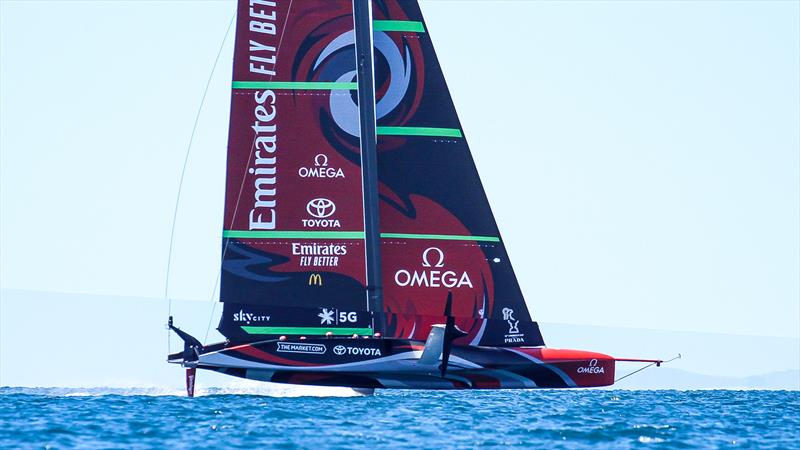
[219,0,543,347]
[369,0,542,346]
[219,0,372,341]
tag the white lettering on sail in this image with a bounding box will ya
[249,90,278,230]
[298,154,345,179]
[394,247,474,289]
[248,1,278,76]
[233,309,271,325]
[302,198,340,228]
[292,243,347,267]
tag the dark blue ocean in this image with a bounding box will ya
[1,388,797,449]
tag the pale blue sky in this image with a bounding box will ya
[1,1,798,387]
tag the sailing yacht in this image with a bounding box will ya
[168,0,660,395]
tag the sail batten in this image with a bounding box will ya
[241,326,373,336]
[232,81,358,90]
[223,230,366,239]
[222,230,500,242]
[376,126,463,137]
[381,233,500,242]
[373,20,425,33]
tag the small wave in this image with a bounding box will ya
[638,436,666,444]
[1,386,187,397]
[0,390,796,448]
[195,381,368,397]
[0,383,369,398]
[633,424,671,430]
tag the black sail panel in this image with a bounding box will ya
[371,0,543,346]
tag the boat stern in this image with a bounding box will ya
[512,347,616,387]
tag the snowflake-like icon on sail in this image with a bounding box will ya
[318,308,335,325]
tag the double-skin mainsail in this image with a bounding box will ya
[218,0,542,349]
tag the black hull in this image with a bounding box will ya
[169,337,616,390]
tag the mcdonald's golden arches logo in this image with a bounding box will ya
[308,273,323,286]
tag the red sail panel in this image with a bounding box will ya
[217,0,543,346]
[370,0,543,346]
[220,0,370,337]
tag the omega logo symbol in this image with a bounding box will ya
[422,247,445,268]
[393,247,473,289]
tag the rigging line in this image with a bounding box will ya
[614,354,681,384]
[614,362,657,384]
[203,0,295,345]
[203,272,222,343]
[203,132,257,345]
[164,11,235,353]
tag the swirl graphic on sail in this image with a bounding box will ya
[314,30,413,137]
[217,0,544,347]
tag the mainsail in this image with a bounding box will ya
[218,0,544,347]
[218,0,371,340]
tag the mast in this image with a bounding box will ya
[353,0,385,334]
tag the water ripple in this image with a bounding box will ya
[0,388,797,449]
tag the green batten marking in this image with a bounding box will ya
[241,326,374,336]
[377,126,463,138]
[223,230,365,240]
[232,81,357,90]
[380,233,500,242]
[373,20,426,33]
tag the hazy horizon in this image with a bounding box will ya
[2,288,798,390]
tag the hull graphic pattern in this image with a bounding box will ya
[170,338,615,390]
